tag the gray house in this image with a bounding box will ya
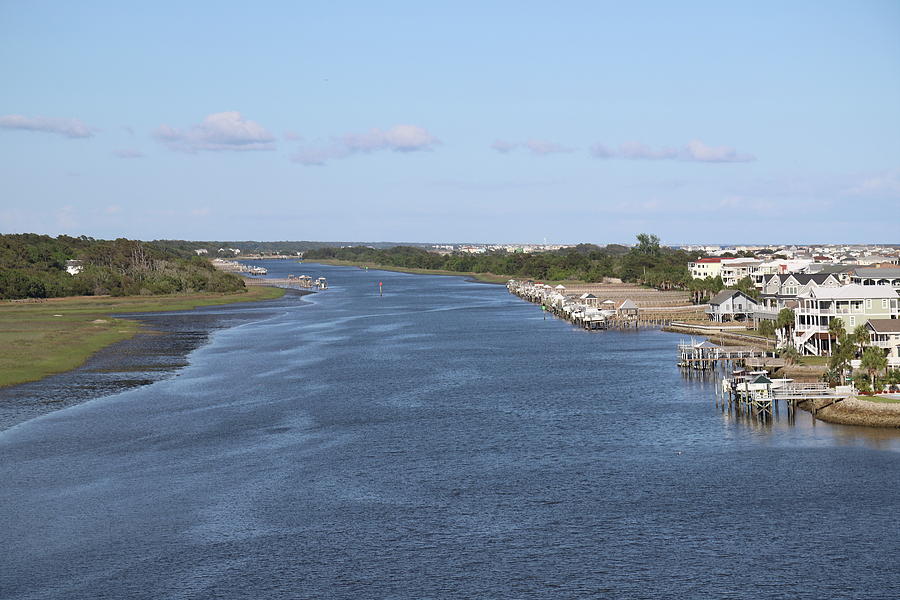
[706,290,759,323]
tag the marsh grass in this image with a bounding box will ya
[0,286,285,388]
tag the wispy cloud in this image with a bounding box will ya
[291,125,439,165]
[847,169,900,197]
[0,114,95,138]
[155,111,276,152]
[113,148,144,159]
[591,140,755,163]
[491,139,574,155]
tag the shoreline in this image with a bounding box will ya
[304,259,509,284]
[0,286,286,389]
[0,287,302,431]
[800,397,900,428]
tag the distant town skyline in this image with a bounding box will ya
[1,1,899,243]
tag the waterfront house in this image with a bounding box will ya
[688,257,727,280]
[794,284,900,356]
[706,290,759,323]
[720,260,762,287]
[617,299,639,320]
[849,267,900,290]
[866,319,900,368]
[759,273,842,309]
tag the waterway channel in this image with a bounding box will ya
[1,261,898,599]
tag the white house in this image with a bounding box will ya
[794,284,900,356]
[706,290,759,323]
[65,260,83,275]
[866,319,900,368]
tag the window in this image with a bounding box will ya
[866,299,872,310]
[849,316,855,326]
[883,299,888,309]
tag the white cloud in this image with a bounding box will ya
[618,141,679,160]
[491,139,574,155]
[491,140,518,154]
[114,148,144,159]
[682,140,754,163]
[155,111,276,152]
[0,114,94,138]
[589,143,613,158]
[847,170,900,197]
[591,140,755,163]
[291,125,439,165]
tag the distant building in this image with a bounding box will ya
[65,260,83,275]
[194,248,208,255]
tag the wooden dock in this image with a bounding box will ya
[508,279,699,331]
[243,277,317,290]
[717,376,854,423]
[677,340,770,369]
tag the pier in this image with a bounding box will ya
[508,279,707,331]
[242,275,328,291]
[677,340,770,369]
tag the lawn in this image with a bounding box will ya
[858,395,900,404]
[0,286,285,388]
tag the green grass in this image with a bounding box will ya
[304,259,512,284]
[0,286,285,388]
[742,328,776,340]
[798,356,830,366]
[858,395,900,404]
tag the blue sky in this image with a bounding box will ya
[1,1,898,244]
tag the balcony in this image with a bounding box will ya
[797,307,861,315]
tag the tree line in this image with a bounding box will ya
[307,234,702,288]
[0,234,245,299]
[305,234,756,302]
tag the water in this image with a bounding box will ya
[2,262,898,599]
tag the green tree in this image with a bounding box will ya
[860,346,888,391]
[850,324,870,356]
[757,320,775,338]
[775,308,795,344]
[778,344,800,365]
[828,317,846,342]
[635,233,661,256]
[828,340,855,385]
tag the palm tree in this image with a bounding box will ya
[860,346,888,392]
[776,308,795,346]
[778,344,800,366]
[828,317,846,341]
[828,317,846,356]
[828,340,855,385]
[851,324,870,357]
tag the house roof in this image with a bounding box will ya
[695,257,725,263]
[750,374,773,384]
[765,273,836,286]
[851,267,900,279]
[813,264,854,274]
[867,319,900,334]
[804,284,899,300]
[709,290,757,305]
[579,293,597,299]
[619,299,638,310]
